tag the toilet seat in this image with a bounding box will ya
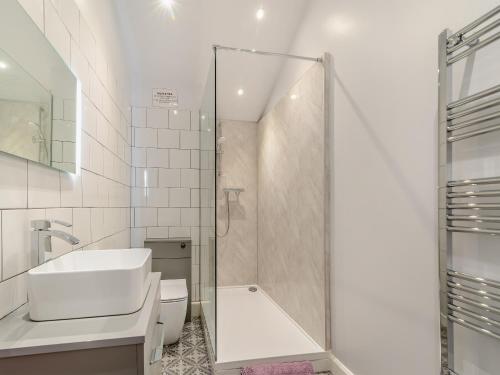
[159,279,188,345]
[160,279,188,303]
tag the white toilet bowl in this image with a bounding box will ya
[160,279,188,345]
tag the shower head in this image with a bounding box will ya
[217,136,226,145]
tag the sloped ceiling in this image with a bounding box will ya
[115,0,311,121]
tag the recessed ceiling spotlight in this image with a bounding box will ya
[256,7,264,20]
[173,109,178,115]
[201,115,206,120]
[160,0,177,20]
[0,61,8,70]
[237,88,244,96]
[290,94,298,100]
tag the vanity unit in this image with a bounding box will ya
[0,272,163,375]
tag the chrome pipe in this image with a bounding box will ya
[447,123,500,142]
[448,176,500,187]
[447,215,500,223]
[447,111,500,131]
[447,18,500,54]
[448,314,500,341]
[447,203,500,209]
[448,97,500,121]
[448,6,500,47]
[448,269,500,290]
[449,292,500,316]
[448,281,500,303]
[449,304,500,330]
[212,45,322,62]
[447,226,500,235]
[448,31,500,64]
[447,189,500,198]
[448,84,500,110]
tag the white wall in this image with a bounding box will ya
[0,0,132,320]
[129,107,201,302]
[270,1,500,374]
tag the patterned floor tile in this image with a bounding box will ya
[162,318,213,375]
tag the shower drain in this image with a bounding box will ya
[248,286,257,292]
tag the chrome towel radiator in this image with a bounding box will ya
[439,6,500,375]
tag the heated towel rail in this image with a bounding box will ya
[439,5,500,375]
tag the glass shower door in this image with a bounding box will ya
[199,53,217,359]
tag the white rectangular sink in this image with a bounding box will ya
[28,248,152,321]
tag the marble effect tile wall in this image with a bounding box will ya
[257,63,326,348]
[217,121,258,286]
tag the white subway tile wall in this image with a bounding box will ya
[131,107,200,301]
[0,0,132,319]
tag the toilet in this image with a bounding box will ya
[160,279,189,345]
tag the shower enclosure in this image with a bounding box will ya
[199,45,330,372]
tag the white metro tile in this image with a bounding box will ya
[158,169,180,187]
[147,148,169,168]
[169,227,191,238]
[2,209,45,279]
[132,147,147,167]
[135,168,159,188]
[169,110,190,130]
[28,162,60,208]
[90,208,105,242]
[44,0,70,64]
[131,227,146,247]
[70,39,89,94]
[131,187,147,207]
[190,150,200,169]
[58,0,80,42]
[158,129,179,149]
[169,188,190,207]
[180,131,200,150]
[158,208,181,226]
[181,169,199,188]
[170,149,190,169]
[0,153,27,209]
[191,189,200,207]
[0,273,27,319]
[134,128,157,148]
[79,17,96,68]
[60,172,82,207]
[132,107,147,127]
[147,188,169,207]
[147,108,169,128]
[135,208,157,227]
[147,226,169,239]
[181,208,199,226]
[73,207,91,248]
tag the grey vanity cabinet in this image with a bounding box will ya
[0,274,163,375]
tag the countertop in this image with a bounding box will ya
[0,272,161,358]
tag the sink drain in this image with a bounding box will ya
[248,286,257,292]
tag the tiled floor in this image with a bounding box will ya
[162,318,213,375]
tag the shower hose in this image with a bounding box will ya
[217,191,230,237]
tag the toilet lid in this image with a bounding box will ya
[160,279,188,302]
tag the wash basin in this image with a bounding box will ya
[27,248,152,321]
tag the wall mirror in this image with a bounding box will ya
[0,0,78,173]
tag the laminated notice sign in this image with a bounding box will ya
[152,88,178,107]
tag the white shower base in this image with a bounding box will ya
[215,286,326,373]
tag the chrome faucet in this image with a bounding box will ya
[31,219,80,265]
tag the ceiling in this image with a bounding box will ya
[115,0,312,121]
